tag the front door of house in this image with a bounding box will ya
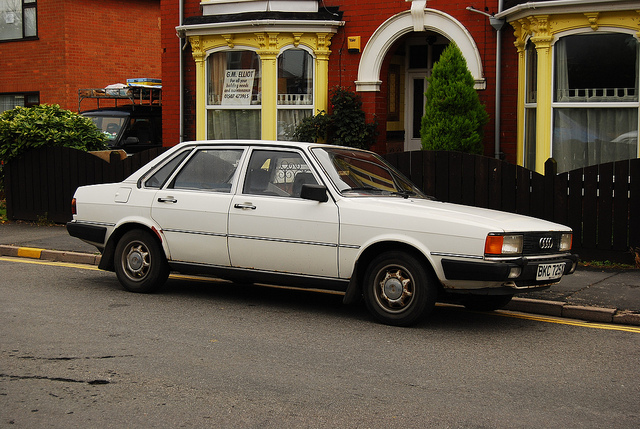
[404,40,448,152]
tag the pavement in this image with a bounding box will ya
[1,221,639,326]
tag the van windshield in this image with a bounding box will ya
[85,115,126,142]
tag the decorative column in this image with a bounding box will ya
[314,33,334,114]
[257,33,279,140]
[530,15,553,173]
[190,36,207,141]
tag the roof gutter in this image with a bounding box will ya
[495,0,639,20]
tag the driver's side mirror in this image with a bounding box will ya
[300,184,328,202]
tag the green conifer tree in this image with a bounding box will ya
[420,43,489,154]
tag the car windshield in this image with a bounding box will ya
[311,147,429,199]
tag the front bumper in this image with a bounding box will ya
[441,254,579,287]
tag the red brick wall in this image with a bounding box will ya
[0,0,161,112]
[163,0,519,160]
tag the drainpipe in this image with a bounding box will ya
[179,0,185,142]
[494,0,504,160]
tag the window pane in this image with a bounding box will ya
[553,108,638,172]
[277,109,312,141]
[172,149,243,192]
[207,51,261,106]
[0,1,23,40]
[277,49,313,105]
[524,108,536,170]
[207,109,260,140]
[243,150,316,197]
[555,33,638,102]
[526,40,537,104]
[24,6,35,37]
[145,150,191,189]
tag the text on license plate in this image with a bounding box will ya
[536,262,566,281]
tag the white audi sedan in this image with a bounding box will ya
[67,141,578,326]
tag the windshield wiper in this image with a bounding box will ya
[392,190,416,199]
[342,186,381,193]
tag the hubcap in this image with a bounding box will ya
[376,268,414,312]
[123,242,150,281]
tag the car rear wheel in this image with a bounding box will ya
[460,294,514,311]
[114,229,169,293]
[363,251,436,326]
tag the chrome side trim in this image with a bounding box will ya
[74,220,116,227]
[430,252,484,260]
[228,234,338,248]
[163,229,226,238]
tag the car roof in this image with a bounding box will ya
[169,140,366,153]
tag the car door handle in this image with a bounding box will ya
[157,197,178,203]
[234,203,256,210]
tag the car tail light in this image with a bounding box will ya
[71,198,77,215]
[485,234,523,256]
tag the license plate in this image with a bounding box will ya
[536,262,566,281]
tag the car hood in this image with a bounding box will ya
[336,196,570,234]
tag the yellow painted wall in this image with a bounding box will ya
[188,32,335,141]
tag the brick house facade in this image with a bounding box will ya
[1,0,161,113]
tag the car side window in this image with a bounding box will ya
[170,149,243,192]
[243,150,318,197]
[144,150,190,189]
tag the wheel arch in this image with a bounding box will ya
[98,221,168,272]
[343,240,441,305]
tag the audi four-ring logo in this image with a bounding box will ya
[539,237,554,249]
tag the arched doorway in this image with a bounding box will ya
[356,8,485,152]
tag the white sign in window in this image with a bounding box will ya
[222,70,256,105]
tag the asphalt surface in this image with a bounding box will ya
[1,221,638,326]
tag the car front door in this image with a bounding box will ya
[228,148,339,278]
[150,147,244,266]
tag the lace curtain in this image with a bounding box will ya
[552,34,639,172]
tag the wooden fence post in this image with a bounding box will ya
[544,158,557,221]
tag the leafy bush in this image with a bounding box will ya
[0,104,107,164]
[293,86,378,149]
[420,44,489,154]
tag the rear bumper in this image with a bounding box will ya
[66,221,107,245]
[441,254,579,287]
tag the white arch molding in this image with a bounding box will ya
[355,8,486,92]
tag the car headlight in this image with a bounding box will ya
[560,233,572,252]
[484,234,523,256]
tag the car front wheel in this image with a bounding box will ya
[114,229,169,293]
[363,251,436,326]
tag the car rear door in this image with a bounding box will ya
[150,147,244,266]
[228,148,339,278]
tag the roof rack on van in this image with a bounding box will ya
[78,84,162,112]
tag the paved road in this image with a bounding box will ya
[2,257,639,428]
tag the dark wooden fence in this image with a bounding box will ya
[385,151,640,265]
[4,147,169,224]
[3,147,639,264]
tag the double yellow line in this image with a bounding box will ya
[2,256,640,334]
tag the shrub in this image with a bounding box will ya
[293,86,378,149]
[420,44,489,154]
[0,104,107,164]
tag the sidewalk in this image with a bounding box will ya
[1,221,639,326]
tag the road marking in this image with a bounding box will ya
[494,310,640,334]
[2,256,639,333]
[16,247,42,259]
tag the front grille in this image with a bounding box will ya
[523,232,565,255]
